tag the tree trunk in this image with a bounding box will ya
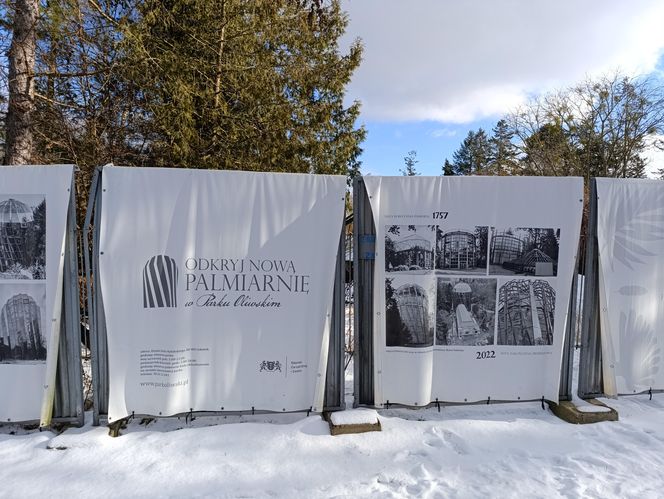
[4,0,39,165]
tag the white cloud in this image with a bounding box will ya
[341,0,664,123]
[430,128,457,138]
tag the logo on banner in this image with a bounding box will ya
[143,255,179,308]
[259,360,282,373]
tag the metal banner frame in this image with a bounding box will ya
[86,166,346,426]
[353,177,578,408]
[51,176,85,426]
[577,178,604,399]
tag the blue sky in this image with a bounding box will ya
[341,0,664,177]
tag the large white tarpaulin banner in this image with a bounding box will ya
[364,176,583,406]
[0,165,73,422]
[99,167,346,422]
[596,178,664,396]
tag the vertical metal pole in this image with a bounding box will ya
[51,174,84,425]
[63,179,84,424]
[93,189,109,419]
[578,178,603,398]
[324,226,346,411]
[83,167,102,425]
[559,258,579,401]
[353,177,375,407]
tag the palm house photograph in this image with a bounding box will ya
[0,285,46,363]
[436,278,496,346]
[435,226,488,275]
[496,279,555,346]
[0,194,47,280]
[385,275,435,347]
[385,225,435,273]
[490,227,559,276]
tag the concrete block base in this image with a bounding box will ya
[323,411,382,436]
[548,399,618,424]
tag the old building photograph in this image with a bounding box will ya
[497,279,555,346]
[436,278,496,346]
[490,227,559,276]
[0,284,47,363]
[385,225,435,273]
[435,226,488,275]
[385,275,435,347]
[0,195,46,280]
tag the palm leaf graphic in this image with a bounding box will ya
[616,310,660,389]
[601,187,664,270]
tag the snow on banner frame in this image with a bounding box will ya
[0,165,83,427]
[88,166,346,425]
[353,176,583,408]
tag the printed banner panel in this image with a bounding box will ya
[100,167,346,421]
[364,176,583,405]
[0,165,73,422]
[596,178,664,396]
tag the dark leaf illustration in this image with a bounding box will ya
[600,186,664,270]
[618,286,648,296]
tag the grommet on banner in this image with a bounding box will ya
[541,397,545,410]
[435,398,440,412]
[649,387,653,401]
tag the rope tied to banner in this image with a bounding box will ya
[185,408,195,424]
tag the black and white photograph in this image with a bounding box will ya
[489,227,559,276]
[0,284,47,363]
[385,225,435,273]
[435,278,496,346]
[435,226,488,275]
[385,275,435,347]
[0,195,46,280]
[496,279,555,346]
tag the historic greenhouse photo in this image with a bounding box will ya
[0,284,46,363]
[489,227,559,276]
[385,275,435,347]
[385,225,435,273]
[496,279,555,346]
[435,226,488,275]
[0,195,46,280]
[436,278,496,346]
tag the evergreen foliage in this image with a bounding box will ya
[1,0,366,222]
[400,150,419,175]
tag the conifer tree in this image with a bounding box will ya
[401,150,419,175]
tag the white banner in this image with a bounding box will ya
[364,176,583,406]
[0,165,72,422]
[596,178,664,396]
[99,167,346,422]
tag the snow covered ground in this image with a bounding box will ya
[2,362,664,498]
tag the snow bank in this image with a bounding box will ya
[2,393,664,498]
